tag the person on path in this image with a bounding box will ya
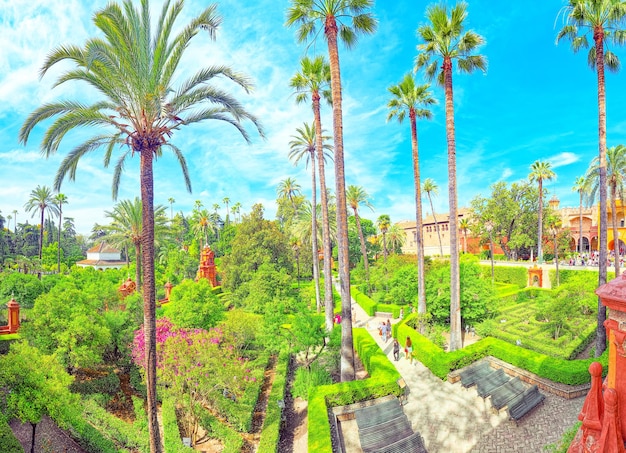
[393,338,400,361]
[399,307,404,320]
[405,336,413,364]
[386,320,392,342]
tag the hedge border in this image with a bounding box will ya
[307,328,402,453]
[351,286,402,318]
[257,353,290,453]
[162,396,194,453]
[0,417,23,453]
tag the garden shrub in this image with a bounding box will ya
[480,264,527,288]
[257,353,290,453]
[81,398,148,451]
[544,422,581,453]
[162,397,194,453]
[0,418,23,453]
[307,328,402,453]
[0,335,18,355]
[70,371,120,396]
[53,402,119,453]
[292,361,332,400]
[351,286,377,316]
[0,272,44,309]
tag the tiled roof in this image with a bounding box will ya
[86,242,121,254]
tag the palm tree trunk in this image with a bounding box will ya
[135,242,142,289]
[410,110,426,319]
[354,210,370,291]
[444,58,462,352]
[313,92,334,332]
[326,17,355,382]
[595,26,608,357]
[38,207,44,260]
[537,179,544,262]
[57,203,62,273]
[140,149,163,453]
[310,152,322,312]
[611,185,620,276]
[579,192,584,255]
[427,194,443,256]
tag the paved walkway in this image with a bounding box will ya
[349,300,584,453]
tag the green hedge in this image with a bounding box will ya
[307,328,402,453]
[53,402,119,453]
[351,286,402,318]
[195,403,243,453]
[480,264,527,288]
[162,397,194,453]
[396,315,607,385]
[0,418,23,453]
[81,398,148,451]
[257,353,290,453]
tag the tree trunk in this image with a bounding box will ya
[579,191,584,255]
[595,25,608,357]
[135,242,142,290]
[428,194,444,256]
[444,57,462,352]
[140,149,163,453]
[57,202,62,273]
[30,422,36,453]
[410,110,427,319]
[354,210,370,291]
[310,150,322,312]
[38,207,44,260]
[313,92,334,332]
[326,16,354,382]
[537,179,544,262]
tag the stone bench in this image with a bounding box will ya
[476,368,510,398]
[490,376,526,411]
[359,414,414,453]
[508,385,545,422]
[372,431,428,453]
[459,360,492,388]
[355,398,404,430]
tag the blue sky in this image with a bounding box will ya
[2,0,626,236]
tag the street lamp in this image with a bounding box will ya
[485,221,494,284]
[551,225,560,287]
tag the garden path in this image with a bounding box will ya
[348,299,584,452]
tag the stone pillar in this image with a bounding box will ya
[164,282,173,300]
[528,265,543,288]
[7,298,20,333]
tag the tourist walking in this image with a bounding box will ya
[386,320,391,342]
[393,338,400,361]
[405,336,413,364]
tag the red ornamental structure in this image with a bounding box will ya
[0,298,20,335]
[197,245,218,287]
[569,273,626,452]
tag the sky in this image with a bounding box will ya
[2,0,626,236]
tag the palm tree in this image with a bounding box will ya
[346,185,374,290]
[212,203,221,216]
[223,197,231,226]
[168,198,175,221]
[422,178,444,256]
[290,54,335,331]
[287,0,377,383]
[557,0,626,357]
[572,175,589,255]
[459,217,470,254]
[103,198,168,289]
[377,214,391,263]
[232,202,242,223]
[24,185,59,261]
[387,73,436,317]
[276,177,303,214]
[387,223,406,254]
[289,124,330,314]
[12,210,17,234]
[529,160,556,263]
[53,193,68,273]
[6,215,11,233]
[18,3,262,449]
[415,1,486,352]
[586,145,626,277]
[191,208,215,250]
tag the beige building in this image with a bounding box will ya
[76,243,126,270]
[398,208,470,257]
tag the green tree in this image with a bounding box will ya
[290,55,335,331]
[163,279,224,329]
[376,214,391,263]
[0,272,44,309]
[387,73,436,319]
[18,3,262,448]
[459,217,470,254]
[416,1,486,351]
[346,185,374,291]
[556,0,626,357]
[0,342,77,453]
[287,0,377,382]
[23,185,58,261]
[528,160,556,263]
[223,197,231,226]
[277,177,303,215]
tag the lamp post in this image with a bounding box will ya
[551,225,560,287]
[486,221,494,284]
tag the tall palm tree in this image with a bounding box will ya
[287,0,377,382]
[415,1,486,352]
[459,217,470,254]
[191,208,215,250]
[12,210,17,234]
[6,215,11,233]
[387,73,436,317]
[290,55,335,331]
[277,177,303,214]
[223,197,231,226]
[232,202,242,223]
[53,193,68,273]
[422,178,444,256]
[557,0,626,357]
[24,185,59,261]
[346,185,374,290]
[103,198,168,289]
[377,214,391,263]
[586,145,626,277]
[290,124,332,314]
[572,175,590,255]
[387,223,406,254]
[529,160,556,263]
[168,197,175,221]
[18,2,262,449]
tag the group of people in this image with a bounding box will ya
[378,319,392,342]
[392,336,413,364]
